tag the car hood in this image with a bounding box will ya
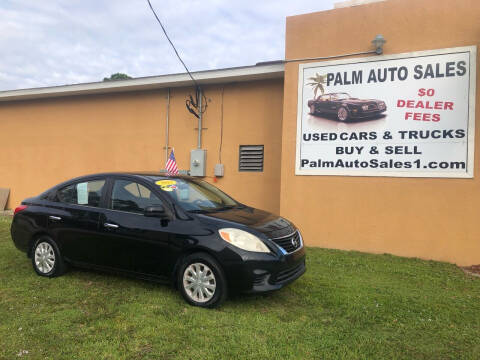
[197,207,295,239]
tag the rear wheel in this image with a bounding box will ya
[31,236,67,277]
[178,253,227,308]
[337,106,349,121]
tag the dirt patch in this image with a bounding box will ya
[462,265,480,278]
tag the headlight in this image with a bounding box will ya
[218,228,270,253]
[362,105,369,111]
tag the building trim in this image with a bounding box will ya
[0,63,285,102]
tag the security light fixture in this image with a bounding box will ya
[372,34,386,55]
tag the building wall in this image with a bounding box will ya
[281,0,480,265]
[0,79,284,214]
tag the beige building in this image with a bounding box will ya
[1,0,479,265]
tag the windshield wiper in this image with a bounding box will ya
[210,205,238,212]
[188,205,240,213]
[187,209,211,214]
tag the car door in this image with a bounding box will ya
[317,94,331,113]
[327,94,340,113]
[47,177,107,265]
[97,177,174,279]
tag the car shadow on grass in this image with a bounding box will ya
[63,266,303,309]
[64,266,175,293]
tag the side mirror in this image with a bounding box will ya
[144,205,167,218]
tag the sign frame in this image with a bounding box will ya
[295,46,477,178]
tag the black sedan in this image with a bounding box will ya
[308,92,387,121]
[11,173,306,308]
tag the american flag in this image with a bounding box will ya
[165,149,179,175]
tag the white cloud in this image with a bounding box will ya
[0,0,336,91]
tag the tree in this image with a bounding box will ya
[103,73,132,81]
[307,73,326,98]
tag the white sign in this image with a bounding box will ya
[296,46,476,177]
[77,182,88,205]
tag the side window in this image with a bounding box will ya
[111,180,164,214]
[57,180,105,207]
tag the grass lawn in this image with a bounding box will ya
[1,216,480,360]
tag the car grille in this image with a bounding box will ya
[274,261,305,284]
[271,231,302,253]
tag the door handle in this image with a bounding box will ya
[104,223,119,229]
[49,216,62,221]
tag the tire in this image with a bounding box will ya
[337,106,349,121]
[177,252,227,308]
[31,236,67,277]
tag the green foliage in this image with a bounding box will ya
[103,73,132,81]
[307,73,326,98]
[1,217,480,359]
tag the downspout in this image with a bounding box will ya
[197,87,202,149]
[165,88,170,162]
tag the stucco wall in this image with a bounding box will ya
[281,0,480,265]
[0,79,283,214]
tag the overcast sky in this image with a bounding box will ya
[0,0,337,91]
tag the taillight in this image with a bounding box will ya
[14,205,28,215]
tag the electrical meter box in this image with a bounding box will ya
[190,149,206,176]
[214,164,224,177]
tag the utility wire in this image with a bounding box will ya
[146,0,198,89]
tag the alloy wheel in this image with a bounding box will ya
[182,263,216,303]
[338,107,348,121]
[34,242,55,274]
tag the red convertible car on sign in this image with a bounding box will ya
[308,92,386,121]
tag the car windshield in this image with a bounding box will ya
[148,177,239,212]
[331,93,351,100]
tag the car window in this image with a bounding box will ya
[331,93,350,100]
[57,180,105,207]
[320,95,330,101]
[150,177,237,212]
[111,180,164,214]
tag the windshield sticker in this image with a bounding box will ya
[76,182,88,205]
[156,180,177,192]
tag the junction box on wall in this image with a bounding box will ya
[190,149,206,176]
[214,164,224,177]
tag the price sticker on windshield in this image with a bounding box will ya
[156,180,177,192]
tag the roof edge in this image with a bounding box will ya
[0,63,285,102]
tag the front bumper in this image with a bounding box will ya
[222,246,306,294]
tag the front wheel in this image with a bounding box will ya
[31,236,67,277]
[337,106,349,121]
[178,253,227,308]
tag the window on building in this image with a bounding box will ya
[239,145,264,172]
[57,179,105,207]
[111,180,164,214]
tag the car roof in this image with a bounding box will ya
[51,172,194,190]
[87,171,192,180]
